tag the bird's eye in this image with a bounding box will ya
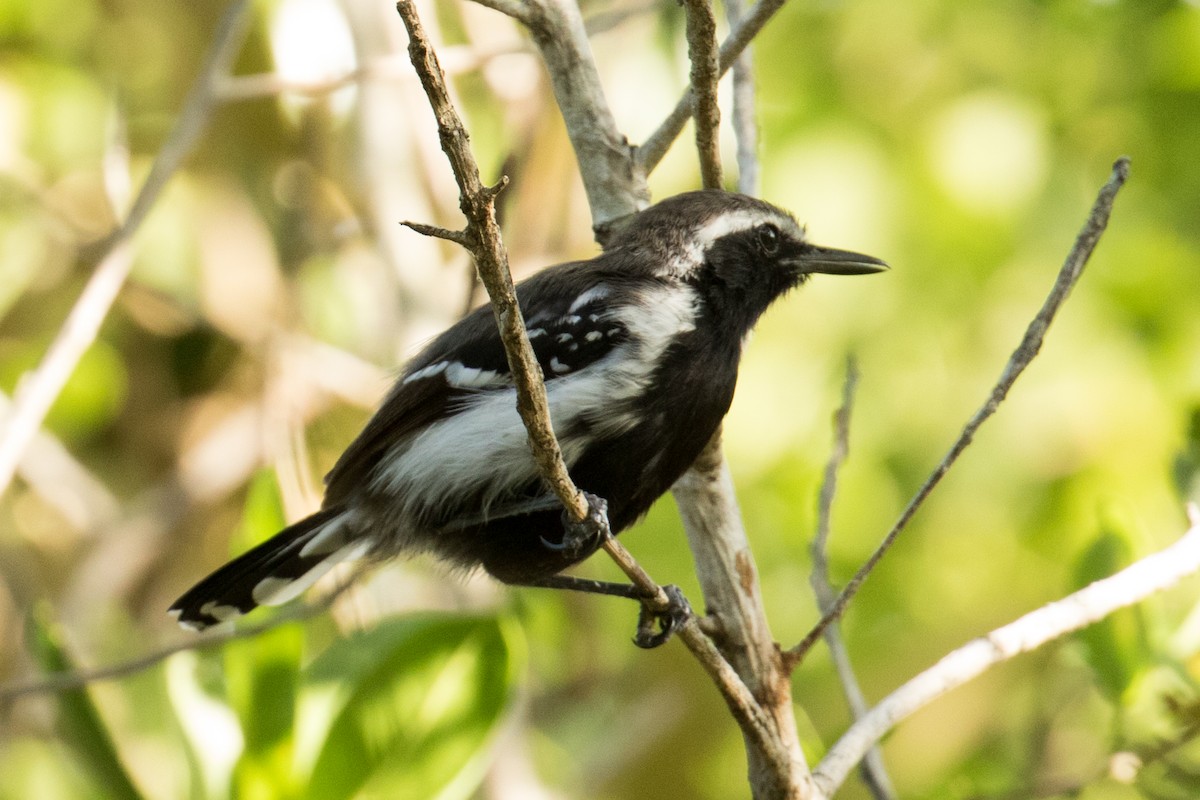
[756,224,780,255]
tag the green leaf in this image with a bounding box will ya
[1172,404,1200,505]
[224,622,304,799]
[1071,527,1146,701]
[300,613,523,800]
[234,469,288,552]
[25,607,146,800]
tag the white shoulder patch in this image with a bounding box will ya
[568,284,610,313]
[403,360,507,389]
[403,361,448,384]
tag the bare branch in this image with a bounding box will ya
[0,392,121,531]
[683,0,723,189]
[0,0,252,500]
[724,0,760,195]
[395,0,588,524]
[639,0,786,174]
[786,156,1132,666]
[813,512,1200,795]
[674,434,813,796]
[806,360,896,800]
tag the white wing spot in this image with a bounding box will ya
[550,357,571,373]
[585,331,603,342]
[556,333,573,344]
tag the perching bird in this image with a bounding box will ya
[170,190,886,639]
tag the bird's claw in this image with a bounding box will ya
[540,492,610,556]
[633,584,691,649]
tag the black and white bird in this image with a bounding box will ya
[170,190,886,635]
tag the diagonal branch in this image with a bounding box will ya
[393,0,779,756]
[784,156,1132,669]
[813,508,1200,795]
[0,0,252,501]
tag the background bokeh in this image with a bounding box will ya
[2,0,1199,797]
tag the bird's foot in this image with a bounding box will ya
[540,492,610,557]
[634,584,692,649]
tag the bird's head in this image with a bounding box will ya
[607,190,887,329]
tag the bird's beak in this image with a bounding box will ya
[793,245,889,276]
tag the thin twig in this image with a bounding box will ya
[395,0,780,763]
[0,0,252,500]
[638,0,786,174]
[785,156,1132,668]
[724,0,760,196]
[0,565,365,710]
[682,0,723,190]
[812,510,1200,795]
[808,359,896,800]
[395,0,586,524]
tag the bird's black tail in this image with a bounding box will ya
[169,505,367,631]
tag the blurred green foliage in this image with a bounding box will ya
[1,0,1199,798]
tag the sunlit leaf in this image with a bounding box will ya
[224,623,304,799]
[300,613,523,800]
[1072,528,1145,702]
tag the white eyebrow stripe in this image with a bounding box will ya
[666,207,796,277]
[692,208,789,251]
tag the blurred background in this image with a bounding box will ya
[2,0,1199,797]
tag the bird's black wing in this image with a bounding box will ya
[321,261,631,509]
